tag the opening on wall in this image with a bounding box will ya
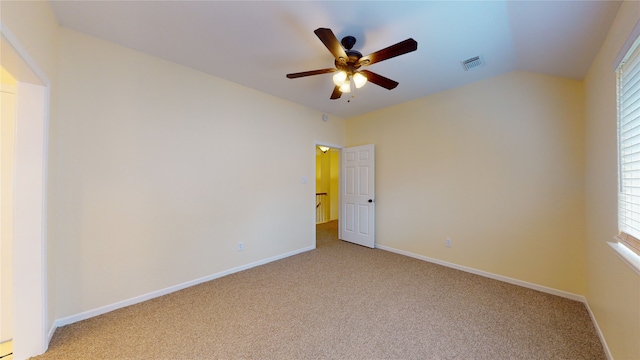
[1,69,16,360]
[1,30,50,358]
[315,144,340,246]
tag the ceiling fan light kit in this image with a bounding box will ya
[353,72,368,88]
[339,81,351,93]
[332,71,367,89]
[286,28,418,100]
[333,71,348,86]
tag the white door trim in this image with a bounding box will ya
[1,24,50,359]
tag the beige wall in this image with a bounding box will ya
[329,149,339,220]
[316,149,322,192]
[55,28,345,318]
[0,1,59,80]
[584,1,640,359]
[347,71,586,295]
[0,68,17,86]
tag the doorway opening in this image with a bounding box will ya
[1,70,16,360]
[315,145,340,246]
[1,30,50,358]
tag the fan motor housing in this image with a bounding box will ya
[335,49,363,73]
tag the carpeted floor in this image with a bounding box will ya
[34,221,605,359]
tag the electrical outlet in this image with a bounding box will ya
[237,242,244,251]
[445,238,452,248]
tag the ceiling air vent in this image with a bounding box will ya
[461,56,483,71]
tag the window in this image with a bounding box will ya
[617,32,640,258]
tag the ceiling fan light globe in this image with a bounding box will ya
[339,82,351,93]
[332,71,348,86]
[353,72,368,88]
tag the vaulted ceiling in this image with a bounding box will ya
[51,1,622,118]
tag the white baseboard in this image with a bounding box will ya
[583,299,614,360]
[376,244,613,357]
[375,244,583,301]
[51,245,315,331]
[47,321,56,345]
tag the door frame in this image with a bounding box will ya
[313,141,342,245]
[1,24,50,358]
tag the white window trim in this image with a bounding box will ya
[614,18,640,276]
[609,239,640,275]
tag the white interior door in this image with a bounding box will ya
[340,144,375,248]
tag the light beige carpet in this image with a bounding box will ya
[35,221,605,359]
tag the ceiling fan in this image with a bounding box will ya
[286,28,418,100]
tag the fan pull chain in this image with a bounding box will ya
[347,78,355,103]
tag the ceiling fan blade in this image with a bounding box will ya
[357,38,418,67]
[359,70,399,90]
[286,68,336,79]
[314,28,349,64]
[330,86,342,100]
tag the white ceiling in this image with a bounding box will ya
[50,0,622,119]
